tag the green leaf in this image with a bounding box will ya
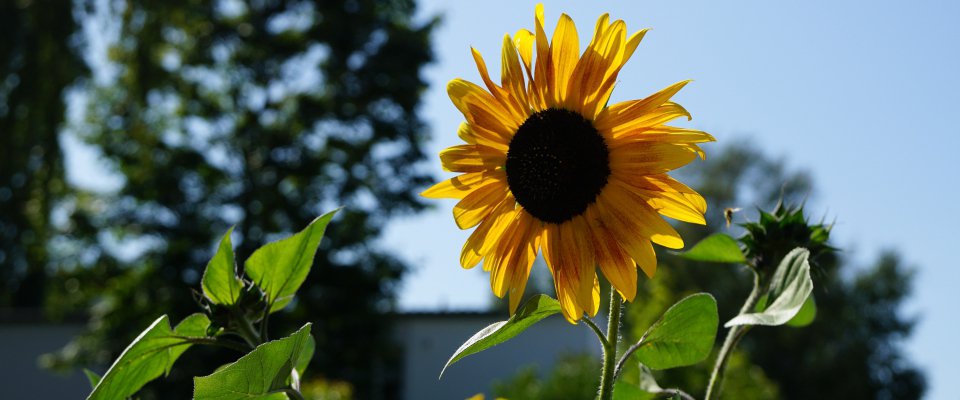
[675,233,746,263]
[440,294,561,378]
[83,369,101,389]
[194,323,313,400]
[613,381,655,400]
[632,293,719,370]
[787,295,817,327]
[726,248,813,327]
[246,209,339,312]
[612,366,661,400]
[87,314,210,400]
[201,227,244,305]
[295,334,315,376]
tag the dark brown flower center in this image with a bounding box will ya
[505,108,610,224]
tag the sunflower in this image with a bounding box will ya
[423,4,714,322]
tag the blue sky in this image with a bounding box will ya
[382,0,960,398]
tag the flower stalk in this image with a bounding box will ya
[705,269,763,400]
[598,289,623,400]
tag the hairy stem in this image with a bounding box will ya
[598,289,623,400]
[583,316,609,349]
[705,270,763,400]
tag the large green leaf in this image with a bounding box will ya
[194,323,313,400]
[201,227,244,305]
[440,295,561,378]
[245,210,338,312]
[632,293,718,370]
[726,248,813,327]
[675,233,746,263]
[87,313,210,400]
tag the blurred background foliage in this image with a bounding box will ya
[4,0,436,398]
[0,0,924,399]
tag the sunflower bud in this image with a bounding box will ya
[739,202,832,272]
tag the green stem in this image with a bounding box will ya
[705,270,763,400]
[582,316,609,348]
[598,289,622,400]
[234,314,262,348]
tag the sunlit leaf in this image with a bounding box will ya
[440,295,561,378]
[246,210,339,312]
[201,227,243,305]
[295,334,315,376]
[87,314,210,400]
[632,293,718,370]
[675,233,745,263]
[194,323,313,400]
[726,248,813,327]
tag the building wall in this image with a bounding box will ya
[395,313,602,400]
[0,323,90,399]
[0,313,602,399]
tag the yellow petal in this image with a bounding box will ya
[421,169,506,199]
[514,29,536,78]
[533,3,552,109]
[609,141,699,177]
[595,80,691,132]
[501,34,530,112]
[470,48,525,121]
[616,174,708,214]
[440,144,505,172]
[583,208,637,301]
[564,218,597,315]
[542,224,583,323]
[609,126,716,146]
[453,181,509,229]
[597,181,684,250]
[508,221,541,313]
[448,78,522,140]
[457,122,510,151]
[551,14,579,107]
[460,195,516,269]
[488,210,529,297]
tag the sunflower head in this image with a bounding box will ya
[423,4,714,322]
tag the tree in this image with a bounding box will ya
[0,0,85,308]
[47,0,436,398]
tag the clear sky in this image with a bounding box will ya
[383,1,960,398]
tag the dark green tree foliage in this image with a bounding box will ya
[625,140,925,399]
[0,0,84,307]
[50,0,435,397]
